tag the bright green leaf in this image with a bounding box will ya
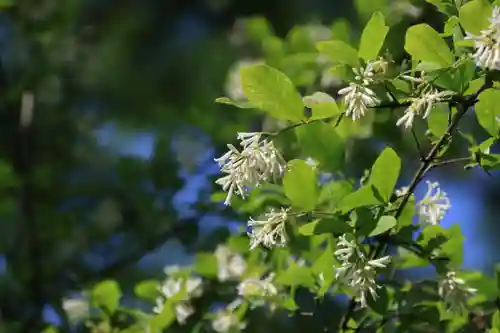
[405,24,454,68]
[241,64,304,121]
[331,19,351,43]
[134,280,159,301]
[318,180,353,208]
[475,88,500,136]
[194,253,218,278]
[316,40,360,67]
[150,299,175,330]
[283,159,318,211]
[275,263,315,287]
[295,122,345,171]
[427,103,449,137]
[369,147,401,203]
[459,0,491,35]
[338,185,382,213]
[91,280,122,314]
[215,97,254,109]
[358,12,389,61]
[302,92,341,120]
[368,216,397,236]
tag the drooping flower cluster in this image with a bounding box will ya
[153,266,203,325]
[237,274,278,298]
[334,235,391,308]
[465,6,500,70]
[215,132,286,206]
[247,207,291,250]
[438,271,477,312]
[338,64,380,121]
[416,181,451,226]
[215,245,247,282]
[396,88,453,129]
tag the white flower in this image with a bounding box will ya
[215,245,247,282]
[211,300,247,333]
[153,271,203,325]
[438,271,477,312]
[237,275,278,298]
[465,6,500,70]
[224,59,264,101]
[215,132,286,206]
[338,65,380,121]
[62,297,89,323]
[395,186,409,197]
[416,181,451,226]
[334,235,391,308]
[396,89,452,129]
[247,207,291,250]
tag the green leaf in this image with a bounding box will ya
[492,311,500,329]
[331,19,351,43]
[150,299,175,330]
[215,97,254,109]
[275,263,315,288]
[475,88,500,136]
[368,147,401,203]
[316,40,360,67]
[338,185,382,213]
[283,159,318,210]
[91,280,122,314]
[318,180,353,207]
[355,0,387,21]
[295,122,345,171]
[459,0,491,35]
[193,253,218,278]
[134,280,159,301]
[427,103,449,137]
[311,239,336,296]
[405,24,454,68]
[240,64,304,121]
[368,215,397,236]
[299,217,352,236]
[302,92,341,119]
[358,12,389,61]
[398,196,415,228]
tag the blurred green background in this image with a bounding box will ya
[0,0,499,332]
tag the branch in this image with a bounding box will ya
[338,75,492,332]
[430,157,470,168]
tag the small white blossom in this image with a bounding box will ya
[338,64,380,121]
[211,299,247,333]
[465,7,500,70]
[62,297,89,323]
[416,181,451,226]
[247,207,291,250]
[215,245,247,282]
[438,271,477,312]
[153,269,203,325]
[237,274,278,298]
[334,235,391,308]
[224,59,264,101]
[215,132,286,206]
[395,186,409,197]
[396,89,452,129]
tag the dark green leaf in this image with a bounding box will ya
[368,215,397,236]
[298,217,352,236]
[338,185,382,213]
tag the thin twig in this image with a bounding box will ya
[430,157,470,168]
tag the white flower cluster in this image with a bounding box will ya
[416,181,451,226]
[215,245,247,282]
[215,132,286,206]
[338,63,380,121]
[334,235,391,308]
[396,89,453,129]
[466,6,500,70]
[211,299,247,333]
[153,266,203,325]
[247,207,290,250]
[438,271,477,312]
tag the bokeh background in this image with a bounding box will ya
[0,0,499,331]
